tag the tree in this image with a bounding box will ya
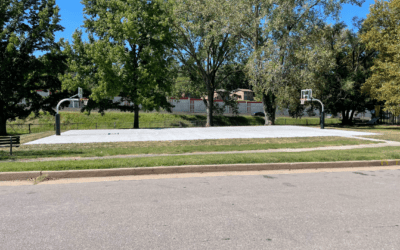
[171,0,243,126]
[242,0,363,125]
[61,0,175,129]
[360,0,400,116]
[321,23,376,124]
[0,0,68,135]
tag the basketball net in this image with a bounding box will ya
[300,98,306,105]
[80,98,89,106]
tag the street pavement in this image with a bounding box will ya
[1,169,399,249]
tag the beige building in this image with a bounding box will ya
[203,89,255,101]
[231,89,254,101]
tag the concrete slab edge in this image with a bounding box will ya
[1,160,399,181]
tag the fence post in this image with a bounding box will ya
[10,136,12,156]
[29,124,31,134]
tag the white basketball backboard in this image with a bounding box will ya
[301,89,312,101]
[78,87,83,99]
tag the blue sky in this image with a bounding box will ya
[54,0,376,43]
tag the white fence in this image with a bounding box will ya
[169,98,264,114]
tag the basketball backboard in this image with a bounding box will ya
[78,87,83,99]
[301,89,312,101]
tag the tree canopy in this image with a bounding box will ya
[361,0,400,115]
[0,0,68,135]
[61,0,175,128]
[243,0,364,124]
[171,0,244,126]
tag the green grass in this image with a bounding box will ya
[1,146,399,172]
[0,136,376,161]
[332,125,400,142]
[6,111,340,134]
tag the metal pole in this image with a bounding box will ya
[10,136,12,156]
[321,111,325,129]
[311,98,325,129]
[55,114,61,135]
[55,97,79,136]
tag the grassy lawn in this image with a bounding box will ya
[1,146,399,172]
[327,124,400,142]
[6,111,340,134]
[0,136,377,161]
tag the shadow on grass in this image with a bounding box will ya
[325,123,400,130]
[213,116,265,126]
[0,149,85,160]
[177,114,207,121]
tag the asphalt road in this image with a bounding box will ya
[1,169,400,249]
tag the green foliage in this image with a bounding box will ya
[60,0,176,127]
[242,0,363,124]
[0,0,68,135]
[361,0,400,115]
[306,23,377,124]
[171,0,244,126]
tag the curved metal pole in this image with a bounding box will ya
[56,98,79,114]
[55,98,79,135]
[312,99,324,113]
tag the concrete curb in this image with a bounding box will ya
[1,160,399,181]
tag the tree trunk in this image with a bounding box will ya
[262,93,269,125]
[262,90,276,125]
[133,104,139,129]
[206,89,214,127]
[341,110,351,125]
[0,116,7,136]
[349,110,355,124]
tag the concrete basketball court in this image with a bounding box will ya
[25,126,377,145]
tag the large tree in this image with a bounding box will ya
[171,0,244,126]
[0,0,68,135]
[360,0,400,115]
[243,0,363,125]
[319,23,376,124]
[61,0,175,129]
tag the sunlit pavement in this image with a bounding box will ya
[1,169,399,249]
[25,125,377,145]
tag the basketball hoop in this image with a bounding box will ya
[80,98,89,106]
[300,98,306,105]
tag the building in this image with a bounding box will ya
[231,89,254,101]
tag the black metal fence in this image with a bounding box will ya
[6,120,209,134]
[6,118,343,135]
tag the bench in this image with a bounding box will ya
[0,136,20,155]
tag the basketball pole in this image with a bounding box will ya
[311,98,325,129]
[55,88,84,136]
[301,89,324,129]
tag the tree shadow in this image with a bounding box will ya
[0,149,86,161]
